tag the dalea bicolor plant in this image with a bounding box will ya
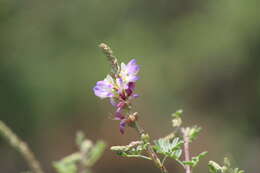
[94,43,245,173]
[0,43,245,173]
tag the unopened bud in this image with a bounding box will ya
[141,133,150,142]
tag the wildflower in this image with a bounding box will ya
[93,59,140,134]
[93,75,116,99]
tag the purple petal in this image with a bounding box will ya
[128,82,135,90]
[115,111,124,120]
[93,79,114,99]
[119,92,127,100]
[125,82,135,96]
[132,94,139,98]
[116,101,126,109]
[110,98,117,107]
[119,120,127,134]
[126,59,140,75]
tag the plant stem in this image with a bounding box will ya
[98,43,168,173]
[99,43,120,75]
[182,128,191,173]
[0,120,44,173]
[134,122,168,173]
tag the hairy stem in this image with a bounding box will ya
[99,43,120,75]
[134,122,168,173]
[182,128,191,173]
[0,120,44,173]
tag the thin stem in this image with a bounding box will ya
[99,43,120,75]
[0,120,44,173]
[125,154,152,160]
[182,128,191,173]
[162,156,168,165]
[134,122,168,173]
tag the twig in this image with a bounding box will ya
[182,128,191,173]
[0,120,44,173]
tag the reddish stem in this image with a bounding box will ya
[182,128,191,173]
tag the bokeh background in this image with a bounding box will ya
[0,0,259,172]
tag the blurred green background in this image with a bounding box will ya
[0,0,259,172]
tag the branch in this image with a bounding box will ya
[0,120,44,173]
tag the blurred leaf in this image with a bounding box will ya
[208,158,245,173]
[171,109,183,118]
[208,161,223,173]
[86,140,106,167]
[53,153,80,173]
[76,131,85,146]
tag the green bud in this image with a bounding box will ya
[223,157,231,167]
[172,109,183,118]
[172,117,182,127]
[141,133,150,143]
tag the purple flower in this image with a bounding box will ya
[93,75,115,99]
[93,59,140,134]
[119,59,140,83]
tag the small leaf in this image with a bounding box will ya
[87,140,106,167]
[183,151,208,167]
[171,110,183,118]
[208,161,223,173]
[154,137,183,160]
[208,158,245,173]
[188,126,202,142]
[182,161,194,166]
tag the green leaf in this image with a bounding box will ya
[53,153,81,173]
[86,140,106,167]
[154,137,183,160]
[183,151,208,167]
[188,126,202,142]
[208,161,223,173]
[171,110,183,118]
[182,161,194,166]
[191,151,208,167]
[110,141,151,160]
[208,158,245,173]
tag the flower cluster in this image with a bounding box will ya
[93,59,140,133]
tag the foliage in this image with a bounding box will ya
[53,131,106,173]
[208,158,245,173]
[153,137,183,160]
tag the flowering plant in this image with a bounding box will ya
[0,43,245,173]
[93,43,245,173]
[93,57,139,134]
